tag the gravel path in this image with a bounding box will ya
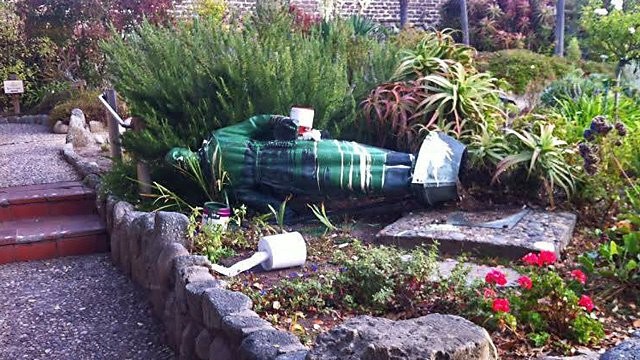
[0,254,174,360]
[0,123,80,188]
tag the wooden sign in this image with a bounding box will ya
[3,80,24,94]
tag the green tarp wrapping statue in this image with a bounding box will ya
[167,114,466,211]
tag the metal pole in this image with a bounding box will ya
[554,0,565,57]
[460,0,470,45]
[104,89,122,160]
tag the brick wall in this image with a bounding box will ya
[175,0,446,27]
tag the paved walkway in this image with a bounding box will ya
[0,124,79,188]
[0,255,173,359]
[0,123,174,359]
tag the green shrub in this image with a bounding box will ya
[333,242,439,312]
[49,90,106,126]
[102,9,398,162]
[566,38,582,62]
[0,3,60,112]
[476,50,573,94]
[539,70,608,108]
[24,82,75,115]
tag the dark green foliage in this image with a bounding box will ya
[476,50,573,94]
[102,10,398,162]
[540,70,608,107]
[476,49,615,94]
[99,159,139,204]
[48,90,108,125]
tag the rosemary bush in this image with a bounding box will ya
[102,8,398,162]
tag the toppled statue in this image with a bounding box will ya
[167,114,466,211]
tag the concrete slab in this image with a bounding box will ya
[376,208,577,259]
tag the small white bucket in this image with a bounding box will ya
[290,107,314,133]
[258,232,307,270]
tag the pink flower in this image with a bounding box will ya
[522,252,540,266]
[517,275,533,290]
[578,295,595,312]
[485,269,508,286]
[537,251,557,266]
[483,287,497,299]
[492,298,510,313]
[570,269,587,285]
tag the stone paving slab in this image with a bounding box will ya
[0,254,173,359]
[0,124,80,188]
[377,209,577,259]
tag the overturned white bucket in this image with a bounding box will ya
[211,232,307,277]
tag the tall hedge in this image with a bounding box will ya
[102,10,398,162]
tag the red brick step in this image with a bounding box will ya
[0,182,108,264]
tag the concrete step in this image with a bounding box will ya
[0,181,96,222]
[0,182,107,264]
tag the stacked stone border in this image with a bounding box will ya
[63,144,308,360]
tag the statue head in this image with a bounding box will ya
[411,132,467,206]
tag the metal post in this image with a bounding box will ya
[104,89,122,160]
[132,117,152,195]
[460,0,470,46]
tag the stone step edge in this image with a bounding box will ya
[0,233,109,265]
[0,182,95,206]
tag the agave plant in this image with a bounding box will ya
[393,29,476,80]
[413,63,502,137]
[466,121,511,167]
[349,15,379,37]
[492,124,576,205]
[360,81,425,151]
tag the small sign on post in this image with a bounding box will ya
[4,75,24,115]
[3,80,24,94]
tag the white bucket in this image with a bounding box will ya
[290,107,314,130]
[210,232,307,277]
[258,232,307,270]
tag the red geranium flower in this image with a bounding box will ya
[522,252,539,266]
[517,275,533,290]
[578,295,595,312]
[483,287,497,299]
[485,269,508,286]
[492,298,510,313]
[570,269,587,284]
[538,251,557,266]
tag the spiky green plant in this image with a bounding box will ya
[492,124,576,204]
[414,63,502,137]
[466,121,511,167]
[393,29,475,80]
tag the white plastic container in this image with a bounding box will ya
[258,232,307,270]
[290,107,314,133]
[210,232,307,277]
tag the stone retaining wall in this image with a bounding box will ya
[0,114,49,125]
[174,0,447,28]
[62,145,499,360]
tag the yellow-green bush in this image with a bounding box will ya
[476,49,614,95]
[49,91,106,125]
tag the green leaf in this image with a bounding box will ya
[624,259,638,272]
[610,241,619,257]
[623,233,639,256]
